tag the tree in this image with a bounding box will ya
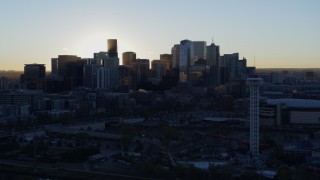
[75,132,89,145]
[159,122,179,141]
[121,124,136,136]
[277,165,291,180]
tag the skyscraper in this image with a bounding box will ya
[207,43,221,87]
[107,39,118,58]
[151,60,165,79]
[57,55,81,77]
[23,64,46,90]
[119,65,135,90]
[179,40,194,82]
[192,41,206,65]
[94,51,119,87]
[51,58,58,74]
[83,64,100,89]
[97,67,109,89]
[206,43,220,67]
[171,44,180,69]
[160,54,173,71]
[132,59,150,83]
[55,55,84,90]
[220,53,239,81]
[122,51,136,65]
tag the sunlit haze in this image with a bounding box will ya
[0,0,319,70]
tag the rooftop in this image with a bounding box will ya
[266,98,320,108]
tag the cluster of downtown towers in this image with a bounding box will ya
[22,39,250,92]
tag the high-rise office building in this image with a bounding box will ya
[51,58,58,74]
[23,64,46,90]
[107,39,118,58]
[206,43,220,67]
[83,64,99,89]
[122,51,136,65]
[206,43,221,87]
[179,40,194,82]
[94,51,119,87]
[238,58,247,79]
[192,41,206,65]
[132,59,150,83]
[171,44,180,68]
[119,65,135,90]
[84,63,109,89]
[55,55,84,90]
[220,53,239,81]
[97,67,109,89]
[82,58,96,65]
[56,55,81,77]
[151,60,165,79]
[160,54,172,71]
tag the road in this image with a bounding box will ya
[0,159,162,180]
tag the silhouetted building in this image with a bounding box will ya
[57,55,80,77]
[82,58,96,65]
[206,43,220,67]
[97,67,109,89]
[51,58,58,74]
[0,91,44,112]
[207,66,221,87]
[305,71,316,81]
[44,74,63,93]
[54,55,84,90]
[151,60,164,79]
[107,39,118,58]
[219,53,247,84]
[82,57,107,89]
[0,77,9,92]
[238,58,247,79]
[160,54,173,71]
[179,40,194,82]
[192,41,206,65]
[188,65,209,85]
[221,67,230,85]
[84,64,100,89]
[132,59,150,84]
[119,65,135,90]
[171,44,180,68]
[96,92,133,113]
[207,43,221,87]
[122,51,136,65]
[94,51,119,88]
[23,64,46,90]
[220,53,239,81]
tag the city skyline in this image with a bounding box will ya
[0,0,319,70]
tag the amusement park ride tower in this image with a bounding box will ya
[246,77,263,157]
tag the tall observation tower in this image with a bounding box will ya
[246,77,263,157]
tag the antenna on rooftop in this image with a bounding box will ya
[254,56,256,67]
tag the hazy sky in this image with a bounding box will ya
[0,0,319,70]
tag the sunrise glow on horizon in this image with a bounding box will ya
[0,0,319,71]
